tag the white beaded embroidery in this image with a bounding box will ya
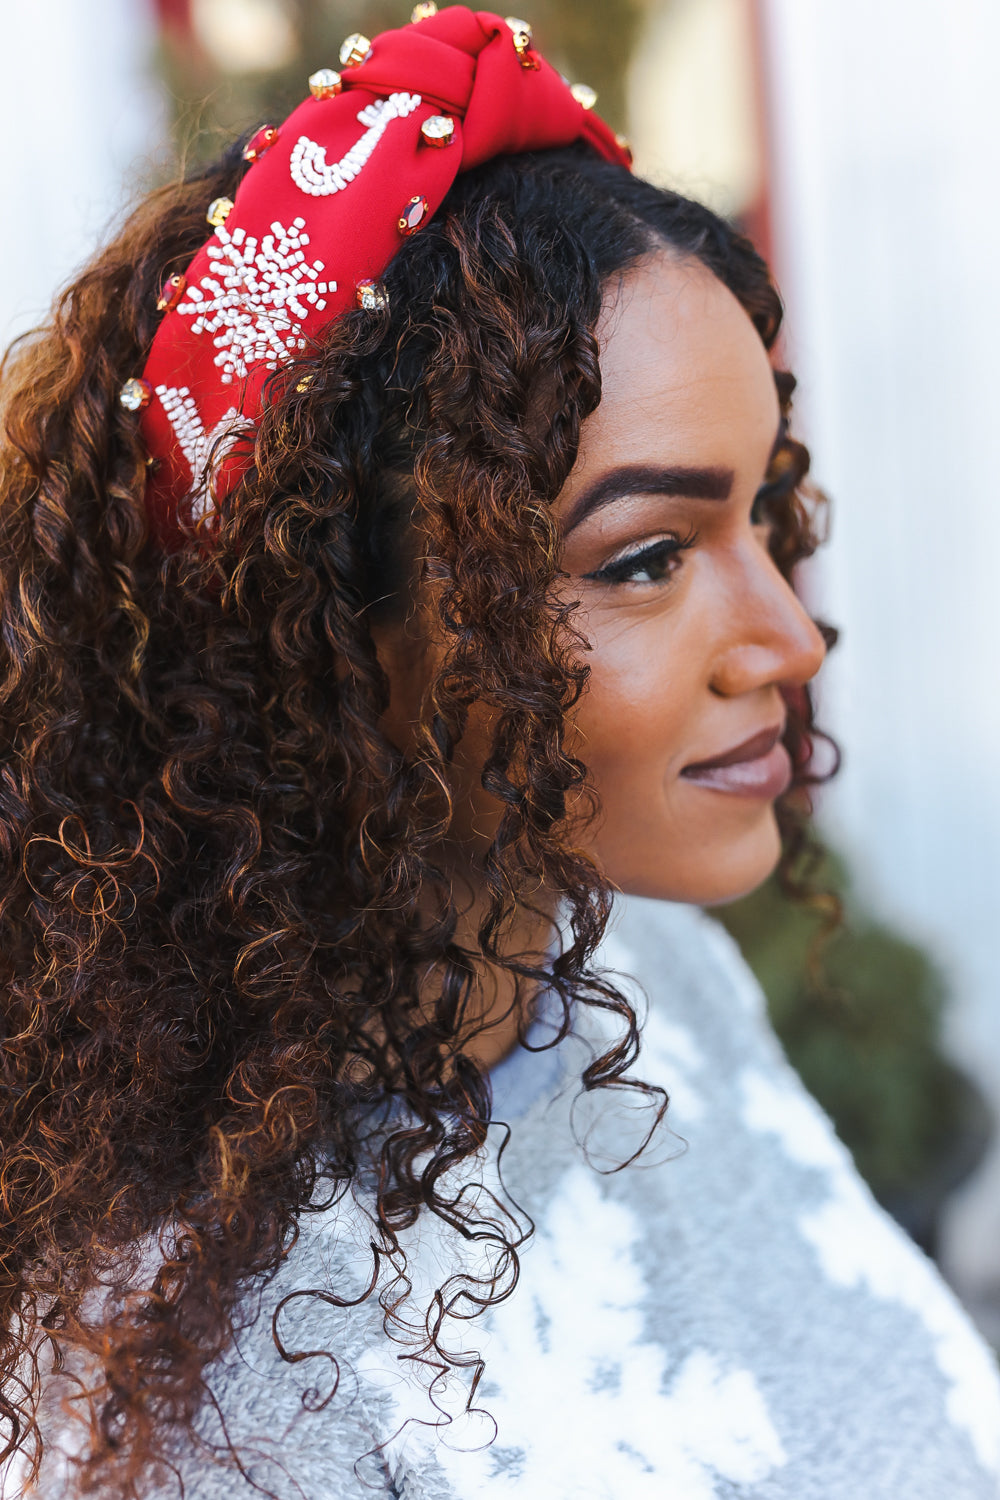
[176,218,335,385]
[155,384,251,521]
[290,92,422,197]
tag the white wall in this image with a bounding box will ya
[761,0,1000,1324]
[0,0,166,350]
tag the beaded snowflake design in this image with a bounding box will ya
[155,385,252,520]
[176,218,335,385]
[290,92,423,197]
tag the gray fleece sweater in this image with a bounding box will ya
[24,896,1000,1498]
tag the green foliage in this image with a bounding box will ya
[716,853,990,1244]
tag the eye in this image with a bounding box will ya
[585,529,699,586]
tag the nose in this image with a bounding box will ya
[707,542,827,699]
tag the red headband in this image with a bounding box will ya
[123,6,631,546]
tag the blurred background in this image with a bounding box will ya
[3,0,1000,1344]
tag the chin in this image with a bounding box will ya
[602,805,784,909]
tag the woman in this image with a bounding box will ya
[1,7,997,1497]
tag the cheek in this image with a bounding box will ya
[569,614,695,803]
[567,610,782,905]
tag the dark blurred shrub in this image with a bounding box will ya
[716,853,992,1254]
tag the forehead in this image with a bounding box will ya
[589,251,779,469]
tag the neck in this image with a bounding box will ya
[445,884,557,1073]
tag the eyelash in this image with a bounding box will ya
[585,527,701,586]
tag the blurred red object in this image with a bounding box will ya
[154,0,193,41]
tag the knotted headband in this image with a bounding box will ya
[124,5,632,546]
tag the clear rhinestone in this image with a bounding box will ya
[356,280,389,311]
[206,196,235,228]
[420,114,455,148]
[411,2,437,18]
[570,82,597,110]
[120,378,152,412]
[308,68,342,99]
[339,32,372,67]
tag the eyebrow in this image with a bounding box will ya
[561,463,735,535]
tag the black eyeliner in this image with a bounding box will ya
[584,528,700,585]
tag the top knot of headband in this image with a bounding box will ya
[122,4,632,546]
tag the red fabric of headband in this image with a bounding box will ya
[132,6,631,546]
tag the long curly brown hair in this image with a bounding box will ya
[0,137,833,1496]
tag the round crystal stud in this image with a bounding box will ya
[397,196,428,237]
[339,32,372,67]
[242,124,279,163]
[356,279,389,311]
[420,114,455,149]
[308,67,342,99]
[411,1,437,18]
[120,378,152,412]
[156,273,186,313]
[206,196,235,229]
[570,82,597,110]
[615,132,634,165]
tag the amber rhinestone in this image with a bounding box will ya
[397,196,428,236]
[411,1,437,18]
[120,378,153,412]
[308,68,342,99]
[570,82,597,110]
[339,32,372,67]
[420,114,455,148]
[242,125,279,163]
[355,279,389,311]
[295,373,314,393]
[156,273,186,313]
[504,15,536,64]
[206,196,235,228]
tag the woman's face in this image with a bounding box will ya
[553,250,826,906]
[381,250,827,910]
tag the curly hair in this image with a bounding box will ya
[0,137,833,1496]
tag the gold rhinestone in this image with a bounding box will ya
[295,373,314,393]
[504,16,537,66]
[206,196,234,228]
[570,82,597,110]
[355,280,389,311]
[339,32,372,67]
[420,114,455,148]
[308,68,342,99]
[120,378,152,412]
[411,1,437,18]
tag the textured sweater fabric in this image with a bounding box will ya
[26,896,1000,1498]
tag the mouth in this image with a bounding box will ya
[680,723,791,800]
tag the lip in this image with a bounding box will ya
[680,724,791,800]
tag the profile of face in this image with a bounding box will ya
[381,250,827,912]
[555,251,827,906]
